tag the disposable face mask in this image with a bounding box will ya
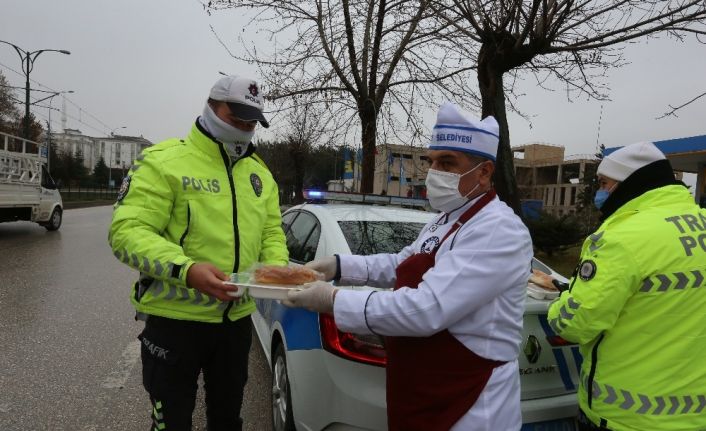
[201,104,255,158]
[594,183,617,209]
[425,162,483,213]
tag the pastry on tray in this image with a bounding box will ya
[529,269,558,291]
[253,265,320,285]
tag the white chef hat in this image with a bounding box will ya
[597,141,666,181]
[428,102,500,161]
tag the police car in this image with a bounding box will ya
[251,198,580,431]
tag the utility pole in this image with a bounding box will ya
[45,120,51,172]
[33,90,73,173]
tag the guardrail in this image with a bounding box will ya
[59,184,118,202]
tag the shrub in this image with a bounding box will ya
[526,211,587,257]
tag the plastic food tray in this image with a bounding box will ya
[526,282,560,300]
[223,273,304,300]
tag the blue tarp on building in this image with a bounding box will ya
[605,134,706,157]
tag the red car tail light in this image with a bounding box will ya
[546,335,577,347]
[319,313,387,367]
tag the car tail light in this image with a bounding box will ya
[319,313,387,367]
[546,335,577,347]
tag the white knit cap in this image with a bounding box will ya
[597,141,666,181]
[428,102,499,161]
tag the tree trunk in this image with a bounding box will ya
[290,141,307,204]
[477,52,521,216]
[359,100,377,194]
[293,175,305,204]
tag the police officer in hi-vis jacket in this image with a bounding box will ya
[109,75,287,430]
[548,142,706,431]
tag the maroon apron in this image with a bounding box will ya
[385,189,506,431]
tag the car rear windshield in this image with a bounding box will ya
[338,221,426,255]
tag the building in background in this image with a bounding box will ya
[514,141,694,215]
[339,144,430,198]
[513,143,599,216]
[50,129,151,184]
[50,129,94,165]
[330,136,704,210]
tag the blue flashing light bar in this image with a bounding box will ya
[303,189,431,211]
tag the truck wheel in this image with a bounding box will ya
[45,208,62,231]
[272,343,296,431]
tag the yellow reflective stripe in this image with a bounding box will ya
[550,298,582,333]
[640,270,706,292]
[152,399,165,430]
[589,231,604,252]
[592,379,706,415]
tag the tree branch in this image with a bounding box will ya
[657,91,706,119]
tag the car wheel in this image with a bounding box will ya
[272,342,295,431]
[44,208,62,231]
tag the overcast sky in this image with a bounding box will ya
[2,0,705,161]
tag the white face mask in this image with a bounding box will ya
[200,104,255,158]
[425,163,483,213]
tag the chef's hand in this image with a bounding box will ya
[284,281,337,313]
[304,256,338,281]
[186,262,239,301]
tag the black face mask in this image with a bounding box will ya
[599,159,684,220]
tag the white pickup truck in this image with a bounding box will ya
[0,131,63,230]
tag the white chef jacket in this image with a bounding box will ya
[333,194,533,430]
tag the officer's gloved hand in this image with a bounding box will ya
[304,256,338,282]
[284,281,337,313]
[552,279,570,292]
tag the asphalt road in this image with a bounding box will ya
[0,206,271,430]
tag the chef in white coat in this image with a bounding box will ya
[286,101,533,431]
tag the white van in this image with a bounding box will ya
[0,131,63,230]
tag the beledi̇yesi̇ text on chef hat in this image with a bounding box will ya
[428,102,500,161]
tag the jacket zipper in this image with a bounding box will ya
[216,145,239,321]
[587,333,605,408]
[179,203,191,247]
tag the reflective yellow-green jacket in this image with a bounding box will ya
[109,122,288,323]
[548,185,706,431]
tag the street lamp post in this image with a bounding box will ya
[31,90,74,173]
[0,40,70,139]
[108,126,126,188]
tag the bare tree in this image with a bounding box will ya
[0,71,21,133]
[255,99,333,202]
[207,0,478,193]
[283,102,328,203]
[0,71,45,141]
[438,0,706,213]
